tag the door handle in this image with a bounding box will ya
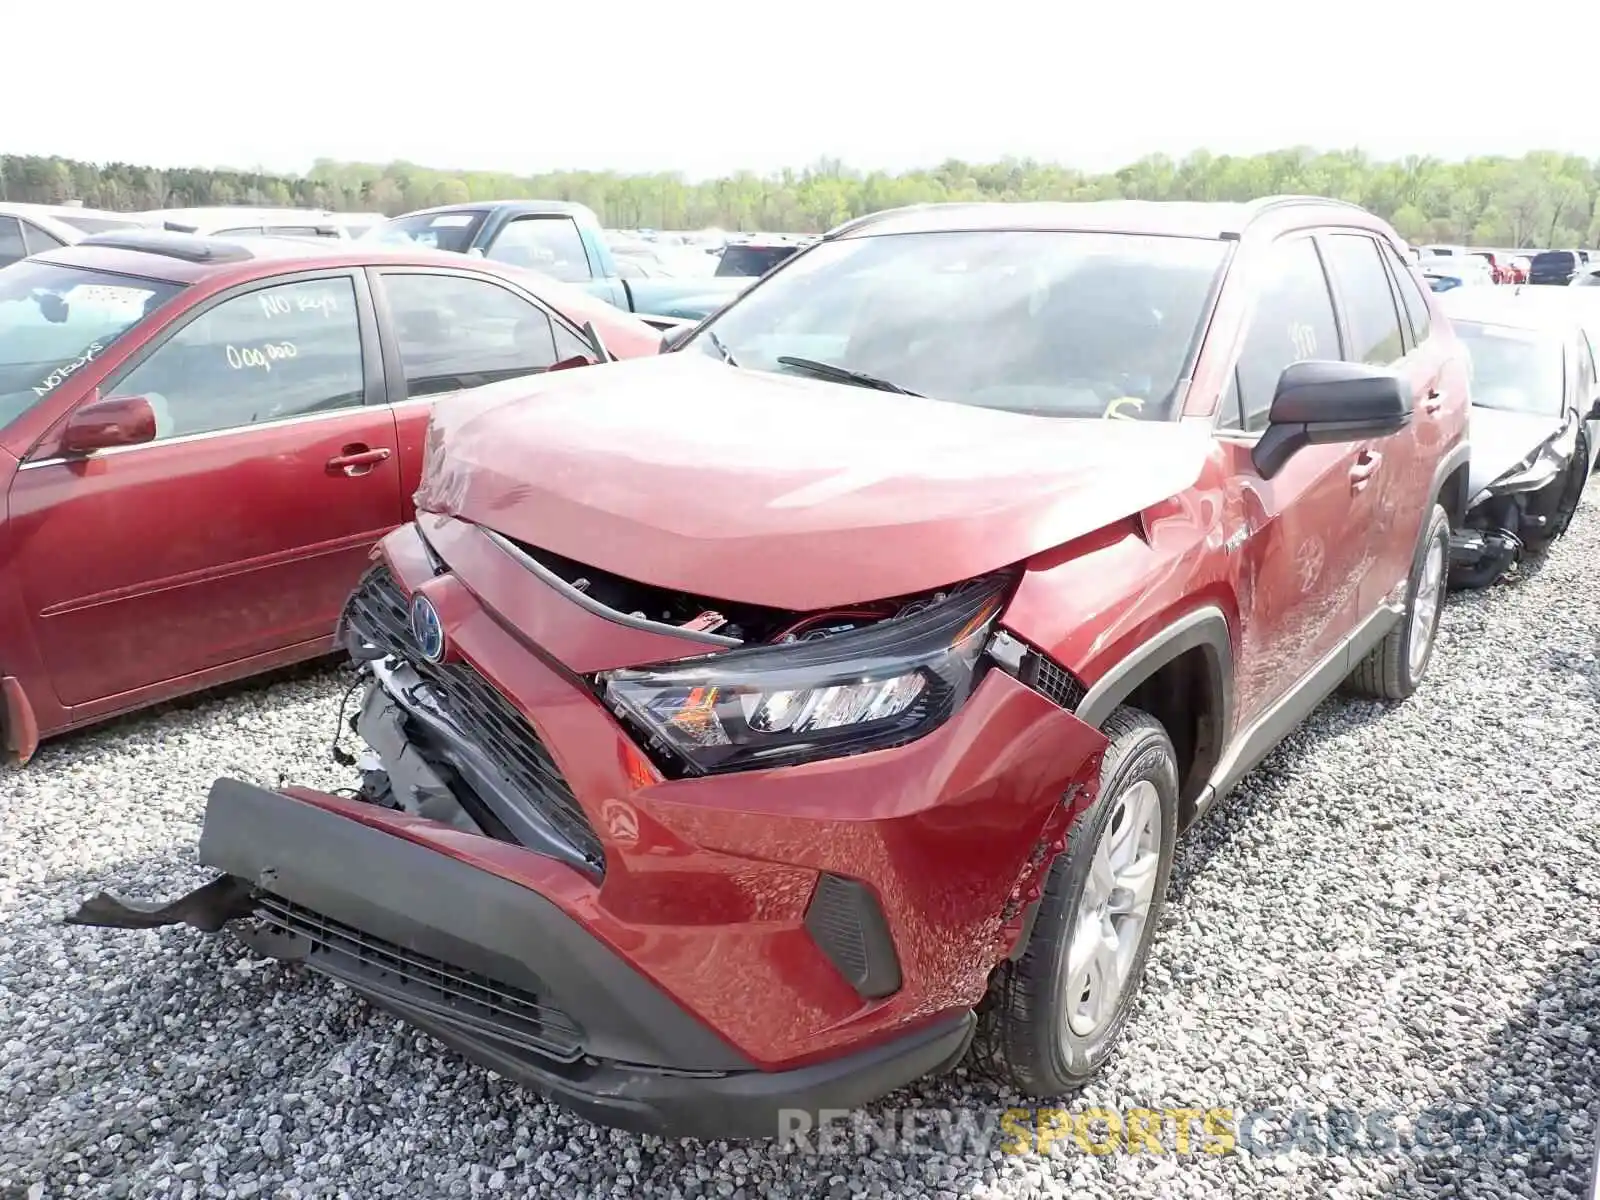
[326,444,392,477]
[1422,386,1444,415]
[1350,449,1382,492]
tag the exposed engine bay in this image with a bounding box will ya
[509,536,939,644]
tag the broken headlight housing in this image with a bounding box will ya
[600,576,1009,775]
[1479,416,1578,502]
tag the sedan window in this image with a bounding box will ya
[22,223,66,256]
[0,218,25,268]
[378,272,565,398]
[0,261,183,430]
[107,277,364,439]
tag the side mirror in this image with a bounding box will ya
[61,393,158,456]
[1251,361,1411,480]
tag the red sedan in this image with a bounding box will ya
[0,229,663,761]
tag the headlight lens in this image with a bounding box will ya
[599,576,1009,775]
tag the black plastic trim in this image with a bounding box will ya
[804,874,902,1000]
[1074,606,1234,737]
[198,777,740,1071]
[190,777,975,1139]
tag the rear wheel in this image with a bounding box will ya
[978,707,1178,1096]
[1348,503,1449,701]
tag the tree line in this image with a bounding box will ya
[3,148,1599,248]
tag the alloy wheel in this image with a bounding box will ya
[1408,534,1446,678]
[1062,779,1163,1039]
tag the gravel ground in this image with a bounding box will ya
[3,486,1600,1200]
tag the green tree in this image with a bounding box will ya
[5,147,1599,249]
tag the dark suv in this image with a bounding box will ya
[1530,249,1590,285]
[75,197,1471,1139]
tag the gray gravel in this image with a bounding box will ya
[4,487,1600,1200]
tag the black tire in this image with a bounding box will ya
[1347,503,1449,701]
[977,706,1179,1096]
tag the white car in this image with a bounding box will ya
[1439,289,1599,585]
[135,207,348,240]
[1419,254,1496,291]
[0,203,149,268]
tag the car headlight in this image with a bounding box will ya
[1484,418,1576,498]
[599,576,1010,775]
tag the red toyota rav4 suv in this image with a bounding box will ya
[75,198,1471,1139]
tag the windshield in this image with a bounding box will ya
[685,230,1229,419]
[371,210,487,254]
[1455,320,1566,415]
[0,261,182,429]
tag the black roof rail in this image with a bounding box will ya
[77,229,256,264]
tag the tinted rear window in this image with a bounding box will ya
[1534,252,1577,270]
[0,261,183,429]
[716,245,799,277]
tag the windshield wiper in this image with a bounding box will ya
[706,330,739,367]
[775,355,923,397]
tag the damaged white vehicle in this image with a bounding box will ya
[1441,291,1599,588]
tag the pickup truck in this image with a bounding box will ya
[367,201,748,322]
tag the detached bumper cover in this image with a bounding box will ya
[69,778,974,1139]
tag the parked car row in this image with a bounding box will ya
[22,196,1597,1143]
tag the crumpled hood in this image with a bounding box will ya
[416,354,1213,610]
[1467,405,1567,497]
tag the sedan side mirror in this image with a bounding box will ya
[61,393,158,456]
[1252,361,1412,480]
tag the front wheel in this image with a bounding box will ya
[978,707,1179,1096]
[1347,503,1449,701]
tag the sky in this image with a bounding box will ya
[13,0,1598,180]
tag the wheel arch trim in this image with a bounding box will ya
[1072,605,1235,738]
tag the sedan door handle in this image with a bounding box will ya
[326,444,392,476]
[1422,386,1444,415]
[1350,449,1382,492]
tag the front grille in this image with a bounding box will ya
[257,895,584,1062]
[342,565,606,873]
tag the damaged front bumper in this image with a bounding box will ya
[70,778,975,1140]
